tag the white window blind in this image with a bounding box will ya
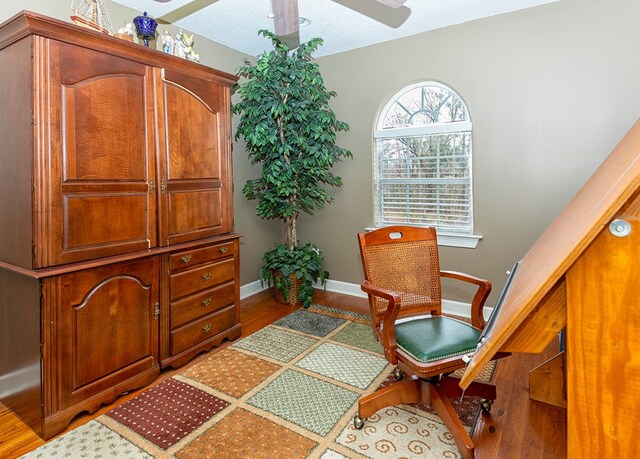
[374,82,474,235]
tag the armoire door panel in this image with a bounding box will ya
[168,189,223,241]
[163,68,221,113]
[53,258,159,406]
[61,76,147,181]
[164,83,219,180]
[38,40,157,267]
[72,275,154,387]
[63,193,151,252]
[156,68,232,245]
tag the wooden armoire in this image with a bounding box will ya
[0,11,241,439]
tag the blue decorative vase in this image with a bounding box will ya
[133,12,157,47]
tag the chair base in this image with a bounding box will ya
[356,374,496,459]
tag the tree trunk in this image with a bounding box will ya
[284,215,297,250]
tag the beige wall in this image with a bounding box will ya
[300,0,640,304]
[2,0,640,303]
[0,1,280,285]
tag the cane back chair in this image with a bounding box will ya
[356,225,507,459]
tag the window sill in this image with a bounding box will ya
[365,227,482,249]
[436,232,482,249]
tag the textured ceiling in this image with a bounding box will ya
[112,0,558,57]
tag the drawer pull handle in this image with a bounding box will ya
[181,255,192,264]
[202,323,212,333]
[201,272,212,281]
[202,297,212,307]
[219,246,228,254]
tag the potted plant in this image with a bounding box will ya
[232,30,352,308]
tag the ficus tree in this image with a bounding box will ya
[232,30,352,306]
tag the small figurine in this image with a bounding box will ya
[173,31,187,58]
[160,30,174,54]
[173,30,200,63]
[114,23,135,42]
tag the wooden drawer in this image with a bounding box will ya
[171,281,235,328]
[170,258,235,300]
[169,241,236,273]
[170,306,237,355]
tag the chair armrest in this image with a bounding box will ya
[361,280,402,364]
[440,270,492,329]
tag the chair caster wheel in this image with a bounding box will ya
[480,399,494,413]
[393,369,404,381]
[354,415,366,430]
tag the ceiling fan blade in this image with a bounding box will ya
[156,0,221,24]
[272,0,300,36]
[375,0,406,7]
[332,0,410,28]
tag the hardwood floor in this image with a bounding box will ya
[0,289,566,458]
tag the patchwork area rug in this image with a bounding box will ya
[23,305,494,459]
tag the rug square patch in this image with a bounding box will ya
[248,369,360,436]
[182,348,281,398]
[232,326,318,362]
[106,378,228,450]
[296,342,389,389]
[335,406,462,459]
[274,309,346,337]
[21,420,153,459]
[331,321,383,354]
[176,408,317,458]
[308,304,371,324]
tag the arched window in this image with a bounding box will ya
[374,81,478,246]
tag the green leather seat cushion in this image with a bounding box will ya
[395,316,481,363]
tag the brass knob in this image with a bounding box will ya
[181,255,192,263]
[202,323,212,333]
[202,297,212,307]
[201,272,212,281]
[219,246,228,254]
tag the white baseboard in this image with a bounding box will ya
[320,279,367,298]
[240,280,267,300]
[240,278,493,320]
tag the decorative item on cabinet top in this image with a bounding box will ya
[114,22,135,42]
[70,0,112,34]
[133,11,158,47]
[161,29,200,62]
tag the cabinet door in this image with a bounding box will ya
[45,258,160,418]
[35,40,157,268]
[155,67,233,246]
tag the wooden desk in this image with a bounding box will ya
[461,118,640,458]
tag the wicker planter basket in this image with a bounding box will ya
[273,270,303,305]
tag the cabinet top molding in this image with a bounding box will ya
[0,10,238,86]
